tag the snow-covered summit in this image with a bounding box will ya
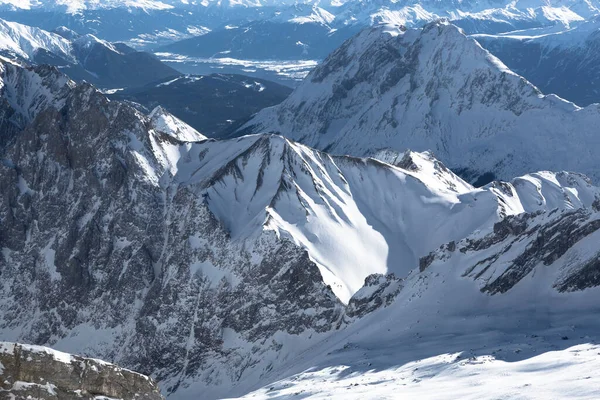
[240,20,600,184]
[149,105,207,142]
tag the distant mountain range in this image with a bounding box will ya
[2,0,599,49]
[475,17,600,106]
[0,18,179,88]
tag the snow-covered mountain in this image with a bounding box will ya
[333,0,600,32]
[475,17,600,106]
[240,20,600,185]
[0,18,179,88]
[2,60,600,400]
[4,0,598,56]
[0,17,74,62]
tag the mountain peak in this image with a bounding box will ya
[240,22,600,184]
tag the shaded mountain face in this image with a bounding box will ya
[0,342,164,400]
[475,18,600,107]
[111,74,293,138]
[240,21,600,185]
[0,18,180,88]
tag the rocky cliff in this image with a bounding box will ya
[0,342,163,400]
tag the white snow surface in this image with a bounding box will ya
[241,21,600,183]
[0,341,73,364]
[149,106,207,142]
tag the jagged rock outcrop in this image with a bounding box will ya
[0,342,163,400]
[345,273,403,319]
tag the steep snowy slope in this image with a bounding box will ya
[0,18,73,62]
[475,17,600,106]
[227,206,600,400]
[241,20,600,184]
[2,61,600,399]
[173,138,600,302]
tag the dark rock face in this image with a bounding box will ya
[422,209,600,295]
[345,274,403,319]
[0,342,164,400]
[0,62,343,397]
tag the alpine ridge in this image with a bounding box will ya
[0,18,179,88]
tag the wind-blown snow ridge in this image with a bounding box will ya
[149,106,207,142]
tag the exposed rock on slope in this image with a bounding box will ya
[0,61,344,399]
[240,20,600,184]
[0,342,164,400]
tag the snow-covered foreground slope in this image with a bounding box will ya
[240,20,600,184]
[226,207,600,399]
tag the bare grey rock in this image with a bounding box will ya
[0,342,163,400]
